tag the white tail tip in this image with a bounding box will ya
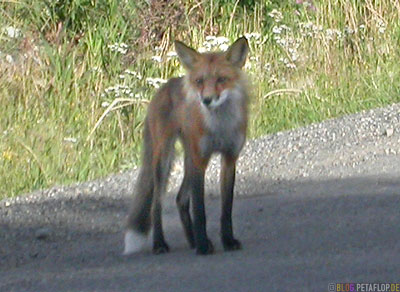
[123,229,148,255]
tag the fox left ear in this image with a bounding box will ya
[226,37,249,68]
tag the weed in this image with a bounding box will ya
[0,0,399,198]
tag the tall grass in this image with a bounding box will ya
[1,0,399,198]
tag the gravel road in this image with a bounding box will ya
[1,103,400,291]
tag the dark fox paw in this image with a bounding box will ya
[222,238,242,251]
[152,241,170,254]
[196,239,214,255]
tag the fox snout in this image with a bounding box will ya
[200,81,221,107]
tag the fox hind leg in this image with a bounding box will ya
[151,162,170,254]
[151,137,176,254]
[176,167,195,249]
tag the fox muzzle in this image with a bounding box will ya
[202,94,219,106]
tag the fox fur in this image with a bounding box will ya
[124,37,250,255]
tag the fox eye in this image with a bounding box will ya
[217,76,228,84]
[195,77,204,86]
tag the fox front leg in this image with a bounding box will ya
[187,161,214,255]
[220,154,242,251]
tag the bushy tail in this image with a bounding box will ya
[124,120,154,254]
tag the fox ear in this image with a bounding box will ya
[175,40,200,69]
[226,37,249,68]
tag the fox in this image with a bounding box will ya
[123,37,250,255]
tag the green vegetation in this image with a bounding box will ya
[1,0,399,198]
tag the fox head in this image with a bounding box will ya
[175,37,249,108]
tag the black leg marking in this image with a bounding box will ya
[151,159,170,254]
[176,175,195,249]
[220,155,242,251]
[190,167,214,255]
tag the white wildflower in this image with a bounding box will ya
[326,29,334,40]
[244,32,261,40]
[299,21,321,37]
[272,25,290,35]
[286,63,296,69]
[377,20,386,34]
[274,36,287,47]
[91,66,102,73]
[206,35,229,45]
[344,26,355,35]
[151,55,162,63]
[122,88,132,95]
[302,21,314,30]
[268,74,278,84]
[268,9,283,22]
[215,36,229,44]
[166,51,177,60]
[288,48,299,62]
[244,62,252,70]
[203,36,230,51]
[272,26,283,34]
[219,43,229,51]
[5,54,14,64]
[336,30,342,39]
[105,86,116,93]
[124,70,143,80]
[3,26,22,38]
[326,28,342,41]
[104,84,133,97]
[108,43,129,54]
[198,47,207,53]
[146,77,167,89]
[279,57,289,64]
[64,137,77,143]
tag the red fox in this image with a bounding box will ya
[124,37,250,255]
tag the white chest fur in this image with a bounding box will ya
[199,89,246,158]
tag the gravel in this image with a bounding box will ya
[1,103,400,280]
[204,102,400,196]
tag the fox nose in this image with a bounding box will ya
[202,94,218,106]
[202,97,212,106]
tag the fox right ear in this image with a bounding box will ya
[175,41,200,70]
[226,37,249,68]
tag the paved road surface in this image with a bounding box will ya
[1,175,399,292]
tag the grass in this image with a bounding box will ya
[0,0,399,199]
